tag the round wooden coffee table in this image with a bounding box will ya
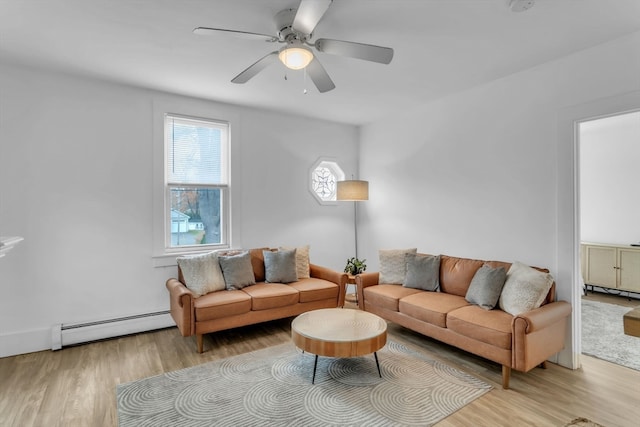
[291,308,387,383]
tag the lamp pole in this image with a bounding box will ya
[354,200,359,260]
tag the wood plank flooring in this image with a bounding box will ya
[1,295,639,427]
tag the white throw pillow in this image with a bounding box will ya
[498,261,554,316]
[177,251,225,297]
[280,245,310,279]
[379,248,417,284]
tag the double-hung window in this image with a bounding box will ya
[165,114,229,251]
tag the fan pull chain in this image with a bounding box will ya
[303,67,308,94]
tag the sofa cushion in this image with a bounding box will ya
[439,255,484,297]
[176,251,225,297]
[363,284,422,312]
[398,292,469,328]
[465,264,507,310]
[280,245,311,279]
[446,305,513,350]
[219,251,256,290]
[499,261,554,316]
[379,248,417,284]
[403,253,440,291]
[289,278,338,303]
[242,283,299,311]
[263,249,298,283]
[194,289,251,321]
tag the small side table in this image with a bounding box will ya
[346,274,358,304]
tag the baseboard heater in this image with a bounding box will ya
[51,310,174,350]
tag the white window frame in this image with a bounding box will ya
[152,97,240,267]
[164,114,230,253]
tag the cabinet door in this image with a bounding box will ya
[619,248,640,292]
[585,246,617,289]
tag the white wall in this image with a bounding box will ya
[359,31,640,368]
[580,111,640,245]
[0,63,358,357]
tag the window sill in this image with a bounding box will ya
[152,250,210,268]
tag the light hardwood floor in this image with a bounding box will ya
[1,294,639,427]
[582,286,640,308]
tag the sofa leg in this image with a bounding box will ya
[501,365,511,389]
[196,334,204,354]
[539,361,548,369]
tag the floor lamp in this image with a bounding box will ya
[336,179,369,260]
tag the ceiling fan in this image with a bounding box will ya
[193,0,394,93]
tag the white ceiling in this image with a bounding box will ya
[2,0,640,125]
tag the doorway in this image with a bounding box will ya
[577,110,640,370]
[555,90,640,371]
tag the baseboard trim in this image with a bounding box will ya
[0,327,52,358]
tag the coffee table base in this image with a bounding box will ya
[309,351,382,384]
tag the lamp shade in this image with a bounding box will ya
[337,180,369,201]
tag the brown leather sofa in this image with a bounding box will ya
[356,254,571,389]
[166,248,347,353]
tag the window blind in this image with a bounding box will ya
[166,115,228,185]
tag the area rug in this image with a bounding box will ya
[581,299,640,371]
[117,340,491,426]
[563,417,606,427]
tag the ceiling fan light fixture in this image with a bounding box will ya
[278,43,314,70]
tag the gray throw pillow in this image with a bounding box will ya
[465,264,507,310]
[279,245,310,279]
[403,253,441,291]
[218,251,256,290]
[263,249,298,284]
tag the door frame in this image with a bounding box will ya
[557,90,640,369]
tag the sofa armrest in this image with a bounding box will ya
[355,272,380,309]
[356,272,380,287]
[310,264,348,307]
[166,278,195,337]
[512,300,572,372]
[514,301,572,333]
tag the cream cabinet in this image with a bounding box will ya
[581,242,640,293]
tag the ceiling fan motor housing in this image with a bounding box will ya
[276,9,296,38]
[275,8,306,42]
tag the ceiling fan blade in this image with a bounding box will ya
[292,0,333,35]
[193,27,278,42]
[306,58,335,93]
[231,52,279,84]
[315,39,394,64]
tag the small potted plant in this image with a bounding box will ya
[344,257,367,276]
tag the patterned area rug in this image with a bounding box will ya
[581,299,640,371]
[117,340,491,426]
[563,417,606,427]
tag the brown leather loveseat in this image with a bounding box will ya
[167,248,347,353]
[356,253,571,389]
